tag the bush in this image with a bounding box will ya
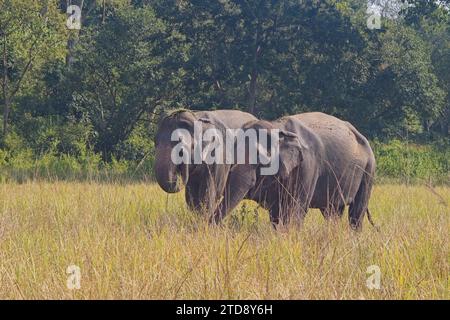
[0,138,448,185]
[373,139,449,184]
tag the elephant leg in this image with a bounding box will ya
[293,204,308,227]
[295,186,314,223]
[288,167,318,226]
[337,204,345,218]
[269,197,295,228]
[320,203,345,220]
[269,203,298,231]
[185,172,216,216]
[348,164,374,231]
[185,175,201,212]
[283,203,305,228]
[210,165,256,224]
[320,208,329,219]
[269,204,280,228]
[186,164,230,218]
[198,175,217,217]
[268,188,307,229]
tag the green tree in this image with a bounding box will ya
[401,0,450,136]
[69,5,188,158]
[0,0,67,136]
[153,0,370,120]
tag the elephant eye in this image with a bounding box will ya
[280,131,297,138]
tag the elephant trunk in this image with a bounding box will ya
[180,162,189,185]
[212,165,256,223]
[154,145,182,193]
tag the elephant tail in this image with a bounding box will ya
[349,161,375,231]
[366,208,380,232]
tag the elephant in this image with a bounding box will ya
[154,109,257,217]
[211,112,376,231]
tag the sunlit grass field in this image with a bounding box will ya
[0,182,448,299]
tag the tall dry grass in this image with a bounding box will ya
[0,182,448,299]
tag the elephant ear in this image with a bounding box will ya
[278,130,307,179]
[198,117,212,124]
[197,116,230,164]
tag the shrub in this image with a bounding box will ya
[373,139,449,184]
[0,139,447,185]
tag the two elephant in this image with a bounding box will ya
[154,109,376,231]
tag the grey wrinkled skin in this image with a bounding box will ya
[212,112,376,231]
[154,110,257,217]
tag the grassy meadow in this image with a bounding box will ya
[0,181,448,299]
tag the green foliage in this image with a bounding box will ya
[10,114,93,156]
[0,0,448,182]
[0,0,67,135]
[0,150,152,183]
[373,140,450,184]
[68,5,188,159]
[1,140,447,185]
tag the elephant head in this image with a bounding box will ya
[154,110,226,193]
[212,120,306,222]
[154,110,196,193]
[241,120,304,180]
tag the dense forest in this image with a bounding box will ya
[0,0,449,182]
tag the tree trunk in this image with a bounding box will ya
[248,64,258,114]
[2,33,10,136]
[442,105,450,136]
[248,29,260,115]
[102,0,106,24]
